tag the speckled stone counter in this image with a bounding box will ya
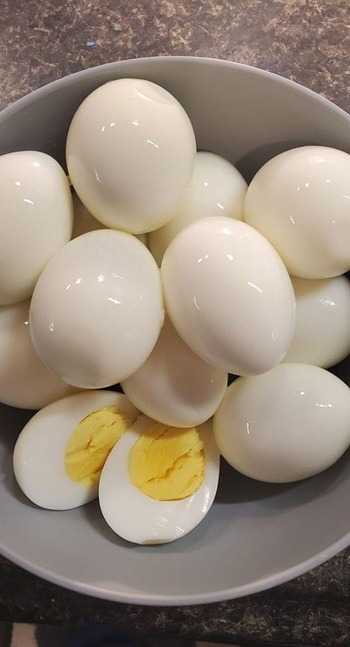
[1,1,350,645]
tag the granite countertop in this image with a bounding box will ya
[1,1,350,645]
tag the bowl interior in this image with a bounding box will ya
[1,57,350,605]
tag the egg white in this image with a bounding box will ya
[99,416,220,544]
[13,391,138,510]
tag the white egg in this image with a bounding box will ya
[0,300,75,409]
[66,79,196,234]
[99,416,220,544]
[13,391,138,510]
[0,151,73,305]
[30,230,164,388]
[72,193,148,246]
[149,152,247,264]
[285,276,350,368]
[244,146,350,279]
[122,318,227,427]
[161,217,295,376]
[214,364,350,483]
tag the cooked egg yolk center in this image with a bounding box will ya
[129,422,205,500]
[65,406,135,486]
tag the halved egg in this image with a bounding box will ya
[99,416,220,544]
[13,391,138,510]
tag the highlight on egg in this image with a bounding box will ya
[99,415,220,545]
[66,78,196,234]
[161,216,296,376]
[13,391,138,510]
[214,363,350,483]
[122,317,228,428]
[149,151,247,265]
[244,146,350,279]
[30,229,164,389]
[0,300,76,410]
[0,151,73,306]
[285,276,350,368]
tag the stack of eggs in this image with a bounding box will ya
[2,79,350,545]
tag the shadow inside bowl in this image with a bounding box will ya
[236,139,315,182]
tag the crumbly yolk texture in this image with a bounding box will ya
[65,406,136,486]
[129,422,205,501]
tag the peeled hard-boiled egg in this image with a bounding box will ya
[99,416,220,544]
[30,230,164,389]
[66,78,196,234]
[285,276,350,368]
[161,217,295,376]
[214,364,350,483]
[0,151,73,305]
[72,193,147,245]
[244,146,350,279]
[122,318,227,427]
[149,152,247,264]
[13,391,138,510]
[0,301,75,409]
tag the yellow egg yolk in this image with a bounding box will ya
[129,422,205,501]
[65,406,136,486]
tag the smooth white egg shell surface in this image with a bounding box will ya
[149,152,247,265]
[244,146,350,279]
[99,416,220,544]
[66,78,196,234]
[122,318,227,427]
[13,391,138,510]
[214,364,350,483]
[285,276,350,368]
[0,151,73,305]
[30,230,164,388]
[72,193,147,245]
[0,301,75,409]
[161,217,295,376]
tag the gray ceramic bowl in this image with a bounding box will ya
[1,57,350,606]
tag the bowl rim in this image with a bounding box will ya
[2,55,350,606]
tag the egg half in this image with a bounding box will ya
[99,416,220,544]
[13,391,138,510]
